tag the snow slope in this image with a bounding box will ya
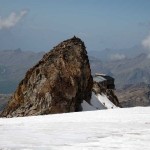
[97,93,118,109]
[0,107,150,150]
[90,92,106,109]
[81,92,118,111]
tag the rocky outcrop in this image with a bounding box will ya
[1,37,93,117]
[92,81,121,107]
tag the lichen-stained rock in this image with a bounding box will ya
[1,37,93,117]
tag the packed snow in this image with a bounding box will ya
[0,107,150,150]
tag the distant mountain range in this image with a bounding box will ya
[0,49,150,93]
[0,49,44,93]
[90,52,150,88]
[88,44,147,61]
[0,94,10,112]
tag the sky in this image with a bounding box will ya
[0,0,150,52]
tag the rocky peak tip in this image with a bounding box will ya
[62,36,82,43]
[71,36,81,40]
[72,35,78,39]
[65,36,84,45]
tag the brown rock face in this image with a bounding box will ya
[1,37,93,117]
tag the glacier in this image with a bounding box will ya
[0,107,150,150]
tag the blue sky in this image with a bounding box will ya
[0,0,150,52]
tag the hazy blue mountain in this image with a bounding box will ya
[0,49,44,93]
[105,53,150,88]
[88,45,147,61]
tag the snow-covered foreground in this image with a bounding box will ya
[0,107,150,150]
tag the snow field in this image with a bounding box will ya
[0,107,150,150]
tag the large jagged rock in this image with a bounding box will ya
[1,37,93,117]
